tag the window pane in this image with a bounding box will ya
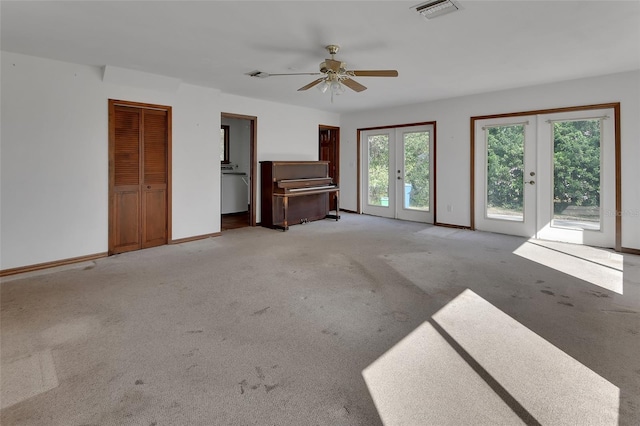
[486,125,525,221]
[368,135,389,207]
[552,119,601,230]
[403,131,429,211]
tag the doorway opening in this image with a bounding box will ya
[220,113,257,231]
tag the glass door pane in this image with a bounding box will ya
[486,124,525,221]
[402,131,430,211]
[367,134,390,207]
[552,119,601,230]
[362,125,433,223]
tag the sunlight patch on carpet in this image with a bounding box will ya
[513,240,623,294]
[1,350,59,409]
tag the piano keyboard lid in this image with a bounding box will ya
[277,177,333,188]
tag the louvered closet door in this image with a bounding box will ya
[141,109,168,249]
[111,104,168,254]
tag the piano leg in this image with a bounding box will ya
[325,191,340,221]
[282,196,289,231]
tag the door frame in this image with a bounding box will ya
[473,116,537,238]
[319,124,340,211]
[221,112,257,227]
[470,102,621,251]
[108,99,172,255]
[319,124,340,184]
[357,121,437,223]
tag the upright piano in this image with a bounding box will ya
[261,161,339,231]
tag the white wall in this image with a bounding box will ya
[219,93,340,223]
[4,50,634,271]
[220,93,340,162]
[1,52,339,270]
[340,71,640,250]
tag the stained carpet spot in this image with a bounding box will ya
[252,306,270,316]
[536,280,545,284]
[265,384,279,393]
[558,301,574,307]
[135,379,144,385]
[186,329,203,334]
[601,309,638,314]
[540,290,555,296]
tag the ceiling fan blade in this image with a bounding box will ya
[341,78,367,92]
[267,72,322,77]
[351,70,399,77]
[297,78,325,91]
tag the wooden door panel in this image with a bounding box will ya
[110,100,170,255]
[143,109,168,185]
[141,109,167,248]
[319,127,339,211]
[114,107,140,186]
[113,189,140,253]
[142,187,167,248]
[112,106,141,254]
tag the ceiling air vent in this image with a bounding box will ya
[414,0,459,20]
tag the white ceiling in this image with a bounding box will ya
[2,1,639,113]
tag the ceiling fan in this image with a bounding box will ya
[248,45,398,101]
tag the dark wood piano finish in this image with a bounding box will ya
[261,161,339,230]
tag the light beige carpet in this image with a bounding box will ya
[2,213,639,425]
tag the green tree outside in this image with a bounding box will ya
[553,119,600,220]
[367,132,430,209]
[485,120,601,222]
[403,132,430,210]
[367,135,389,205]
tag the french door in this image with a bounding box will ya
[362,124,434,223]
[474,108,615,247]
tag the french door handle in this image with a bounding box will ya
[397,176,402,180]
[528,180,535,185]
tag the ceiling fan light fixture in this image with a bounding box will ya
[317,80,330,93]
[413,0,459,20]
[255,44,397,102]
[330,80,345,96]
